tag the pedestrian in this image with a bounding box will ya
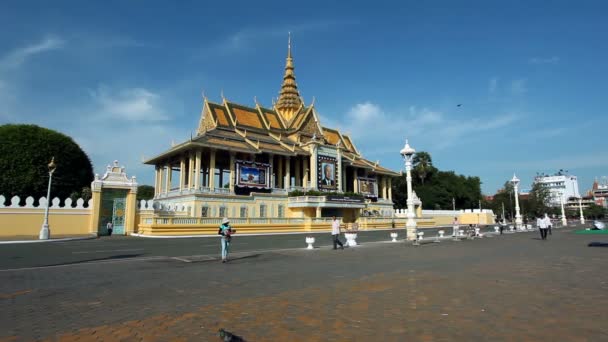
[499,219,505,235]
[331,216,344,250]
[537,215,548,240]
[106,221,113,236]
[218,217,236,262]
[545,214,552,235]
[452,217,460,237]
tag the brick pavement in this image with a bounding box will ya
[2,226,608,341]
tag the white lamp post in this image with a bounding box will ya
[400,139,417,240]
[39,157,57,240]
[510,174,523,230]
[578,197,585,225]
[560,196,567,226]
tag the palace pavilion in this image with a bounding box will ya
[142,38,400,233]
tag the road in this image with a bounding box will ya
[2,224,606,341]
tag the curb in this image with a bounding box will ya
[0,234,97,244]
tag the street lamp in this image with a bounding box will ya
[560,196,567,226]
[39,157,57,240]
[510,174,523,230]
[578,197,585,225]
[400,139,417,240]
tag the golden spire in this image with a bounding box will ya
[275,32,303,122]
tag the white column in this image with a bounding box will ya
[179,157,186,191]
[165,163,171,193]
[155,166,161,196]
[209,150,216,190]
[352,168,358,193]
[337,148,343,192]
[194,150,201,190]
[579,197,585,224]
[284,156,291,190]
[514,186,522,229]
[560,197,567,226]
[388,177,392,200]
[268,154,275,188]
[302,158,309,188]
[229,152,236,193]
[310,145,318,190]
[188,152,194,189]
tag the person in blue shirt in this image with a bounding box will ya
[218,218,236,263]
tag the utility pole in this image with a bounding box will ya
[502,202,505,223]
[452,197,455,212]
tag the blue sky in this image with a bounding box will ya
[1,0,607,194]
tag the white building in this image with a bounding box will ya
[534,172,580,206]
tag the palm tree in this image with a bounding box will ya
[413,151,433,184]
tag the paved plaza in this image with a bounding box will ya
[1,225,607,341]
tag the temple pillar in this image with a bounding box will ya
[382,176,387,199]
[302,158,308,188]
[268,153,274,187]
[229,151,236,193]
[154,166,161,196]
[388,177,393,200]
[352,168,358,193]
[310,144,318,190]
[165,163,172,193]
[316,207,322,218]
[188,152,194,189]
[195,150,201,190]
[337,148,343,192]
[284,156,291,190]
[179,157,186,191]
[209,149,216,190]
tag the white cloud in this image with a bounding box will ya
[510,79,527,95]
[329,101,518,158]
[0,36,64,70]
[90,86,168,122]
[529,56,559,65]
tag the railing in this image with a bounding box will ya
[148,217,309,225]
[288,196,327,203]
[271,188,288,195]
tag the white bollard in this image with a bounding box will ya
[494,226,499,233]
[390,232,398,242]
[509,225,514,232]
[305,236,315,249]
[475,227,480,237]
[439,230,445,238]
[414,231,424,245]
[345,233,358,247]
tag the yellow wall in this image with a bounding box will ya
[0,208,91,237]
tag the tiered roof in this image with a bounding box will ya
[144,37,398,176]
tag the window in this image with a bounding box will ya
[201,206,209,217]
[219,206,227,218]
[277,205,284,218]
[259,204,266,218]
[240,206,248,218]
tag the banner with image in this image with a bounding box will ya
[235,160,270,189]
[357,177,378,198]
[317,155,338,191]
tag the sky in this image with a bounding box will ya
[1,0,607,194]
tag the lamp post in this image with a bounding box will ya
[400,139,417,240]
[510,174,523,230]
[578,197,585,225]
[452,197,455,212]
[39,157,57,240]
[560,196,567,226]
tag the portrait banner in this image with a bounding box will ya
[357,177,378,198]
[235,160,270,189]
[317,155,338,191]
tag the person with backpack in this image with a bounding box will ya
[218,218,236,263]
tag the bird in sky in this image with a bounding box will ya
[457,104,462,107]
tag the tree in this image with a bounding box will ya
[137,185,155,201]
[413,152,434,185]
[0,124,94,203]
[585,204,607,219]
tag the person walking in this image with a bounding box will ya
[331,216,344,250]
[106,221,113,236]
[452,217,460,237]
[218,218,236,262]
[545,214,553,235]
[537,215,547,240]
[499,219,505,235]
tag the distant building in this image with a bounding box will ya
[533,171,580,206]
[591,177,608,208]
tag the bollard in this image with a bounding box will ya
[509,225,514,232]
[390,232,398,242]
[494,226,499,233]
[475,227,480,237]
[305,236,315,250]
[439,230,445,238]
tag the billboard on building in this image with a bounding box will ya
[317,155,338,191]
[357,177,378,198]
[235,160,271,189]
